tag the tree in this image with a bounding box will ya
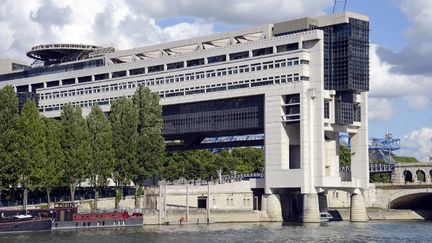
[197,150,217,182]
[132,86,165,207]
[40,118,65,208]
[87,105,114,210]
[215,150,238,175]
[17,100,47,211]
[162,152,184,184]
[0,86,20,196]
[61,104,91,203]
[231,148,264,173]
[110,97,138,209]
[183,150,208,185]
[339,145,351,166]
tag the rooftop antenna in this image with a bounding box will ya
[333,0,347,13]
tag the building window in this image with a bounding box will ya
[112,70,127,78]
[229,51,249,60]
[148,64,164,73]
[129,68,145,75]
[252,47,273,57]
[276,42,299,52]
[186,58,205,67]
[324,100,330,119]
[208,55,226,64]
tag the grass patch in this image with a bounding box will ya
[392,155,419,163]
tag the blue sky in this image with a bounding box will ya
[0,0,431,160]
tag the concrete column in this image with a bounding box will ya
[391,164,404,184]
[350,92,369,189]
[350,193,368,222]
[302,193,320,223]
[318,193,328,212]
[264,194,283,221]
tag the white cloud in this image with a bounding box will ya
[368,97,398,122]
[399,127,432,162]
[406,95,430,110]
[369,44,432,121]
[377,0,432,75]
[0,0,334,63]
[124,0,333,25]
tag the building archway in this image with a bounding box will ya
[416,170,426,182]
[403,170,413,182]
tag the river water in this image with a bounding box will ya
[1,221,432,242]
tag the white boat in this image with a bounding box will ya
[320,212,333,222]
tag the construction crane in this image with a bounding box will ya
[333,0,347,13]
[340,132,401,164]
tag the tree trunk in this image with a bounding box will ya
[23,187,28,212]
[115,186,122,210]
[69,184,76,204]
[47,188,51,208]
[94,187,99,211]
[134,184,139,209]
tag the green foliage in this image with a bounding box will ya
[392,155,419,163]
[370,173,391,183]
[38,204,49,209]
[162,148,265,183]
[231,148,264,173]
[87,105,114,188]
[17,100,47,210]
[162,152,184,183]
[339,145,351,166]
[195,150,217,181]
[88,105,114,209]
[41,118,65,207]
[61,104,91,202]
[17,100,47,208]
[110,97,138,192]
[0,86,20,190]
[133,86,165,184]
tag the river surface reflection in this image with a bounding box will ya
[1,221,432,242]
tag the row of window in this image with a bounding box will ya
[39,73,306,113]
[160,73,302,98]
[39,56,306,100]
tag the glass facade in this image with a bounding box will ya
[0,59,104,82]
[322,18,369,124]
[322,18,369,92]
[162,95,264,138]
[274,16,369,125]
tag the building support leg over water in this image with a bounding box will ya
[350,193,368,222]
[302,193,320,223]
[318,192,328,212]
[263,194,283,221]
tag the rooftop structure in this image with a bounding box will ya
[26,44,115,65]
[0,12,370,222]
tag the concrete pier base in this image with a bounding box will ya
[264,194,283,221]
[350,193,368,222]
[302,193,320,223]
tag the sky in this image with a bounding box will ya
[0,0,431,161]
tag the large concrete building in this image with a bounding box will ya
[0,12,370,222]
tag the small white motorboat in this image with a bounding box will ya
[320,212,333,222]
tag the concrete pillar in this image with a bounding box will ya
[318,193,328,212]
[391,163,404,184]
[350,92,369,189]
[350,193,368,222]
[264,194,283,221]
[302,193,320,223]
